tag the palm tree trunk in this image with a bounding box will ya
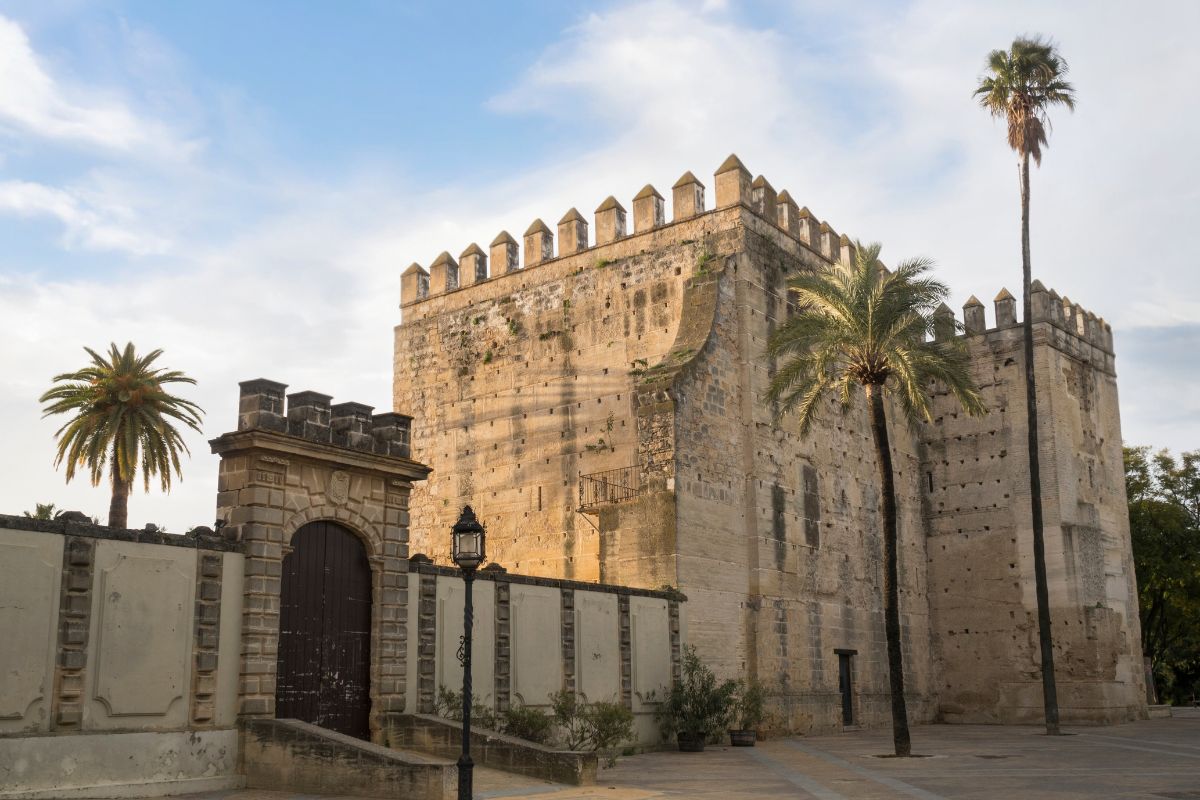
[1020,150,1061,735]
[108,452,130,529]
[866,383,911,757]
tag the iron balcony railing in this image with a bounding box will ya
[578,465,642,513]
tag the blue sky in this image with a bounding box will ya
[1,0,1197,529]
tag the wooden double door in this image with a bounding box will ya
[275,521,373,739]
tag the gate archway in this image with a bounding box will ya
[275,521,373,739]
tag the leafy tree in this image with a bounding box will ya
[765,243,983,756]
[23,503,58,520]
[1125,446,1200,705]
[39,342,204,529]
[975,35,1076,735]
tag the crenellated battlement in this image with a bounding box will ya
[236,378,411,458]
[399,154,858,307]
[932,280,1113,356]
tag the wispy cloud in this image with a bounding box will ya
[1,1,1197,530]
[0,179,170,254]
[0,16,199,159]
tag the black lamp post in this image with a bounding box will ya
[451,506,486,800]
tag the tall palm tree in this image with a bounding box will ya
[975,36,1076,735]
[766,244,984,756]
[40,342,204,529]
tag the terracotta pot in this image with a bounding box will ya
[677,732,706,752]
[729,729,757,747]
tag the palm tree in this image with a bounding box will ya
[23,502,58,520]
[40,342,204,529]
[766,244,984,756]
[975,36,1076,735]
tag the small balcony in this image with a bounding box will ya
[578,465,643,513]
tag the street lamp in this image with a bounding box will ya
[451,506,486,800]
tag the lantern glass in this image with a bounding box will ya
[451,506,486,570]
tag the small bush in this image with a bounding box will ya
[550,689,635,766]
[434,685,497,731]
[501,703,554,744]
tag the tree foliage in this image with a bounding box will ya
[764,243,983,430]
[765,243,983,755]
[974,36,1076,164]
[1125,446,1200,705]
[39,342,204,529]
[23,503,58,520]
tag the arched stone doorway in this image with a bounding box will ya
[275,521,372,739]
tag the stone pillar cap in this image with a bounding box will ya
[558,207,586,224]
[715,153,750,176]
[402,262,428,276]
[751,174,774,189]
[595,195,626,213]
[490,231,517,246]
[430,251,457,268]
[819,221,834,233]
[672,171,704,188]
[460,242,485,259]
[239,378,287,393]
[524,218,551,235]
[633,184,663,200]
[964,295,984,307]
[995,288,1015,301]
[1030,279,1047,292]
[288,390,333,404]
[797,206,813,218]
[331,401,375,416]
[777,190,798,206]
[838,233,852,246]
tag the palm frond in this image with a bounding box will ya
[765,242,984,436]
[40,341,205,492]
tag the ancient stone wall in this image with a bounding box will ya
[403,558,682,745]
[0,516,243,797]
[394,154,1144,732]
[922,288,1145,724]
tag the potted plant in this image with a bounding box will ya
[655,646,737,752]
[728,680,765,746]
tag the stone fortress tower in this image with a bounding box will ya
[393,155,1145,732]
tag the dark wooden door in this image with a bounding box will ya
[838,652,854,725]
[276,521,372,739]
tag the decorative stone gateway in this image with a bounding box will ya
[210,379,431,743]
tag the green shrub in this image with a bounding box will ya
[501,703,554,744]
[549,689,635,766]
[434,685,497,731]
[733,679,766,730]
[654,645,737,742]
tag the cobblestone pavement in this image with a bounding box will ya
[155,713,1200,799]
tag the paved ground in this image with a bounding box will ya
[164,712,1200,799]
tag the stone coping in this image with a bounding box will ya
[407,556,686,601]
[387,713,597,786]
[0,513,240,553]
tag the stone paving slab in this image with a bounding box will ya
[145,716,1200,800]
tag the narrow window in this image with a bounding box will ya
[836,649,857,725]
[802,464,821,548]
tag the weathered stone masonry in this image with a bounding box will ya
[394,153,1146,731]
[210,379,430,741]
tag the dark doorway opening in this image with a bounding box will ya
[836,648,857,726]
[276,521,373,739]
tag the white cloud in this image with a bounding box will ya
[0,15,198,158]
[2,0,1198,530]
[0,179,170,254]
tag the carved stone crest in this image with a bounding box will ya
[328,470,350,505]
